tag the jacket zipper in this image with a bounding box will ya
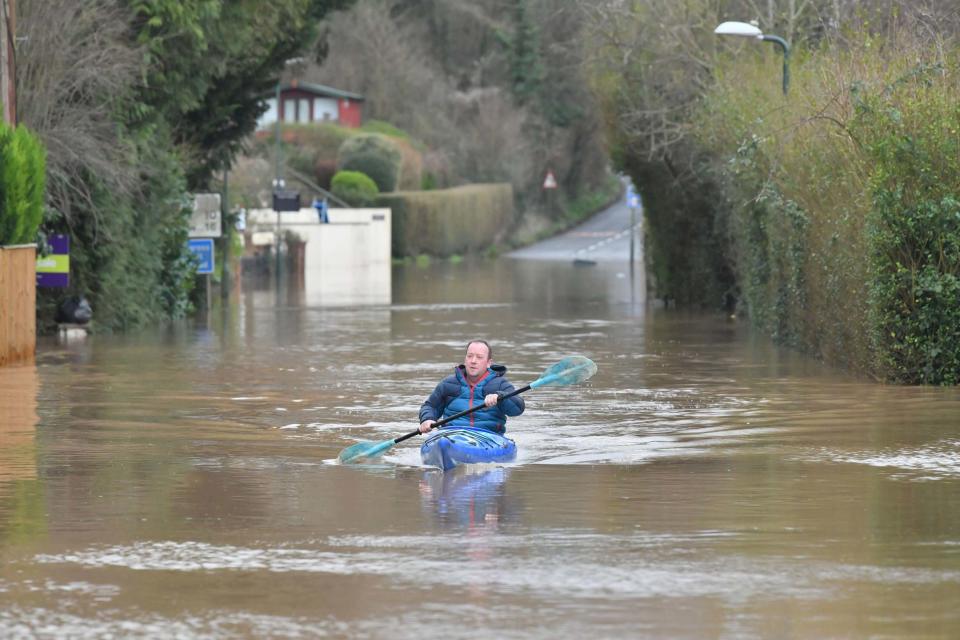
[467,380,477,427]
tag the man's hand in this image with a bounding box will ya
[419,420,436,434]
[483,393,500,408]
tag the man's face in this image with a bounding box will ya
[464,342,492,379]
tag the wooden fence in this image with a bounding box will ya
[0,244,36,366]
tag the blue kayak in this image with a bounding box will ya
[420,428,517,471]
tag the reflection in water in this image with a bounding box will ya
[0,364,38,482]
[0,363,46,546]
[419,467,514,531]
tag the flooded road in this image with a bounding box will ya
[2,258,960,638]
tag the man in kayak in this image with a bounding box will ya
[419,339,525,435]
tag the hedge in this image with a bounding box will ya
[377,183,514,257]
[698,35,960,383]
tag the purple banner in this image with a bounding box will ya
[48,234,69,253]
[37,273,70,287]
[37,234,70,288]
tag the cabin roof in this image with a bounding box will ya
[280,81,365,101]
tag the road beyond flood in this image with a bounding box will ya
[2,194,960,638]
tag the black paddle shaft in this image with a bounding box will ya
[392,384,532,445]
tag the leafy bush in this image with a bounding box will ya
[851,77,960,384]
[36,136,196,332]
[0,123,46,246]
[337,134,402,192]
[331,170,379,206]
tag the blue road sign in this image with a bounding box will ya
[187,238,215,275]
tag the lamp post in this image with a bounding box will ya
[714,21,790,96]
[272,57,304,289]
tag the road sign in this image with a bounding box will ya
[187,238,215,275]
[626,184,640,208]
[273,189,301,212]
[543,170,558,190]
[189,193,222,238]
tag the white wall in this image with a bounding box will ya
[246,207,391,306]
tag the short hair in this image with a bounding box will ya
[465,339,492,360]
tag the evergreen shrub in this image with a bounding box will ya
[331,170,379,206]
[0,123,46,246]
[337,134,402,192]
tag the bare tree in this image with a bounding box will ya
[16,0,141,223]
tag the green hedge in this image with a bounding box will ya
[0,123,46,246]
[852,81,960,384]
[698,36,960,383]
[377,183,514,257]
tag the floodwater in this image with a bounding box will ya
[2,258,960,639]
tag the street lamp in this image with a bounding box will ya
[273,57,305,190]
[272,57,304,287]
[714,21,790,96]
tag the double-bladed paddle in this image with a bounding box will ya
[337,355,598,464]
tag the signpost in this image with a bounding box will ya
[626,184,640,276]
[187,238,214,275]
[272,180,302,286]
[187,237,214,310]
[543,169,558,220]
[187,193,222,311]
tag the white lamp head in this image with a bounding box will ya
[714,21,763,38]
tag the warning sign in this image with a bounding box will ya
[542,170,558,190]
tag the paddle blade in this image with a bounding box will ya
[530,355,598,388]
[337,439,395,464]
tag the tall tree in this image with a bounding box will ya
[126,0,352,188]
[18,0,352,330]
[502,0,542,105]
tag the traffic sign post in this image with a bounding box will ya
[542,169,559,219]
[626,184,640,275]
[188,238,215,274]
[187,238,215,311]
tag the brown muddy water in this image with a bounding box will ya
[2,258,960,639]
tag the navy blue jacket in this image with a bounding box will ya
[419,364,525,434]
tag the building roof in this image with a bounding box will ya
[281,80,365,101]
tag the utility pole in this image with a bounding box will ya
[0,0,15,125]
